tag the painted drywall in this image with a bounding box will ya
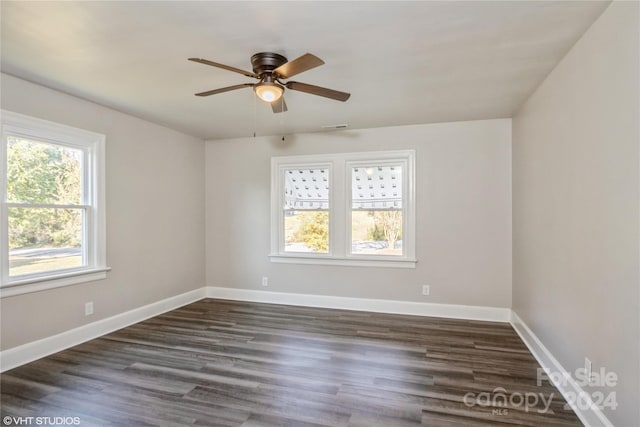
[0,74,206,350]
[512,2,639,426]
[205,119,512,309]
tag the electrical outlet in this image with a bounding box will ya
[422,285,430,296]
[85,302,94,316]
[262,276,269,287]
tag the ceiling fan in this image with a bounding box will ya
[189,52,350,113]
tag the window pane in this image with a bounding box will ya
[283,168,329,253]
[8,207,84,276]
[6,136,83,204]
[351,165,403,256]
[351,210,403,255]
[284,211,329,253]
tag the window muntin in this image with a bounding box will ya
[1,110,107,295]
[271,150,415,268]
[283,167,330,253]
[350,164,404,256]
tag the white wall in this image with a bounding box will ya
[512,2,639,426]
[0,74,206,350]
[205,119,512,308]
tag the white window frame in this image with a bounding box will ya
[1,110,108,298]
[274,161,334,258]
[270,150,416,268]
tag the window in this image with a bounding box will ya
[283,166,331,254]
[349,163,404,256]
[271,150,415,268]
[1,111,107,297]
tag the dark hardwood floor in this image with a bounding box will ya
[1,299,582,426]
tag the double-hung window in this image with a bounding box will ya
[271,150,415,268]
[1,111,107,297]
[282,164,332,255]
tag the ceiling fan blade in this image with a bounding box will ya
[271,97,288,114]
[273,53,324,79]
[188,58,258,79]
[195,83,254,97]
[285,81,351,102]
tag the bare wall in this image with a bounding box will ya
[512,2,639,425]
[205,119,512,308]
[0,74,206,350]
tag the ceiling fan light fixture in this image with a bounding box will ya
[254,82,284,103]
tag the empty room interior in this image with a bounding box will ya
[0,1,638,426]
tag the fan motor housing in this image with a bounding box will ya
[251,52,287,76]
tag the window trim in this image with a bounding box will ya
[1,110,108,297]
[270,150,416,268]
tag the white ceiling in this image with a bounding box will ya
[1,1,609,141]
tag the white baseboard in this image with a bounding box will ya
[510,310,613,427]
[0,286,207,373]
[0,287,618,427]
[206,286,511,322]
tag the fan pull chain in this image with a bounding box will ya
[253,88,257,138]
[279,97,285,140]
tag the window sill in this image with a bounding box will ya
[0,267,111,298]
[269,254,416,269]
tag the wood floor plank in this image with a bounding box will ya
[1,298,583,426]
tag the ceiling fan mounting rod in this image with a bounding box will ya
[260,73,278,84]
